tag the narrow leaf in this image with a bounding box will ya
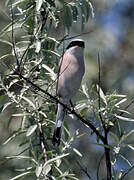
[26,125,37,137]
[43,153,69,168]
[10,171,33,180]
[119,154,132,167]
[82,84,89,98]
[73,148,82,157]
[36,164,42,177]
[115,115,134,121]
[115,98,127,107]
[36,0,43,11]
[12,113,31,117]
[21,96,36,109]
[0,54,13,61]
[0,39,12,46]
[97,84,107,105]
[35,40,41,53]
[43,164,51,175]
[64,5,72,32]
[120,129,134,144]
[128,144,134,151]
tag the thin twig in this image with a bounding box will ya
[58,30,94,41]
[97,52,104,125]
[35,98,48,162]
[97,53,112,180]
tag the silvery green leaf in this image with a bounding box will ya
[35,40,41,53]
[97,84,107,105]
[36,0,43,12]
[128,144,134,151]
[2,102,12,112]
[82,84,89,98]
[43,164,51,176]
[73,148,82,157]
[10,171,33,180]
[115,115,134,121]
[26,125,37,137]
[21,96,36,109]
[36,164,42,177]
[115,98,127,107]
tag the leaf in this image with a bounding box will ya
[21,96,36,109]
[0,22,23,37]
[115,115,134,121]
[119,154,132,167]
[0,39,12,46]
[128,144,134,151]
[36,164,42,177]
[35,40,41,53]
[36,0,43,11]
[12,113,31,117]
[44,50,60,57]
[71,5,78,22]
[39,111,47,118]
[73,148,82,157]
[10,171,33,180]
[42,64,56,80]
[82,84,89,98]
[9,79,19,88]
[86,0,94,19]
[11,0,27,8]
[26,125,37,137]
[6,155,38,165]
[115,98,127,107]
[114,120,121,139]
[3,129,24,145]
[43,164,51,175]
[0,54,13,61]
[64,5,72,32]
[97,85,107,105]
[56,159,61,167]
[119,129,134,144]
[2,102,12,112]
[43,153,69,168]
[80,107,88,116]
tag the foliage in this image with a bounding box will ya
[0,0,134,180]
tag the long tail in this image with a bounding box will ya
[52,103,66,146]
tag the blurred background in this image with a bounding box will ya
[0,0,134,179]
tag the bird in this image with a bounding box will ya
[52,39,85,146]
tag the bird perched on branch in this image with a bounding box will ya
[52,39,85,146]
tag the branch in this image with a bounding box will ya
[14,71,105,143]
[97,53,112,179]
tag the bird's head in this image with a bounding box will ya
[66,39,85,50]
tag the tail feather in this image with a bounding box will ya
[52,103,65,146]
[52,127,62,146]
